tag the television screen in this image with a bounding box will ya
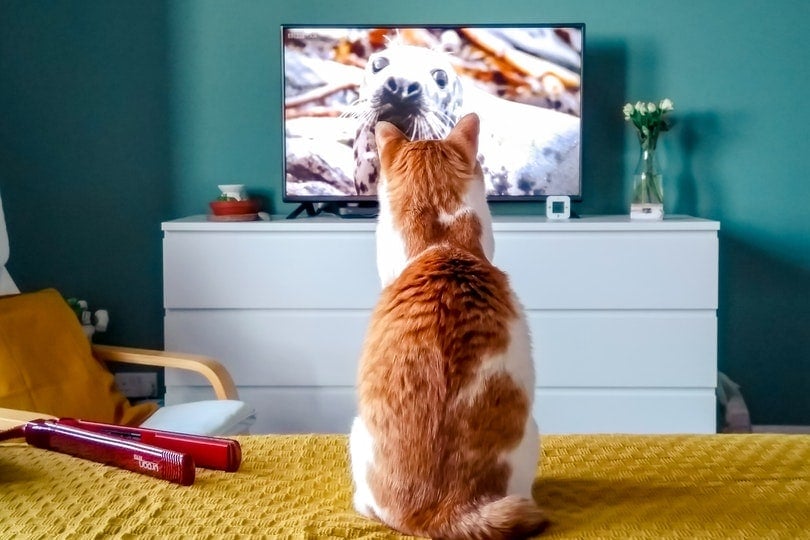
[282,24,583,208]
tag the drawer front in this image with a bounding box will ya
[529,311,717,387]
[165,386,358,435]
[165,229,718,310]
[166,309,716,389]
[534,388,717,434]
[165,386,715,434]
[165,310,370,386]
[496,231,718,309]
[163,231,379,309]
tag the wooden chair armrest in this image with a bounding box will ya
[91,345,239,401]
[0,407,58,431]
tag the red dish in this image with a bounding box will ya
[209,199,260,216]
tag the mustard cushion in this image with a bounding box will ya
[0,288,157,425]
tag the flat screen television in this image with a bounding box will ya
[282,24,584,217]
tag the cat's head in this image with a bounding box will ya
[373,113,495,287]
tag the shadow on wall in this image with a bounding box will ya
[579,39,628,216]
[671,111,735,218]
[718,234,810,426]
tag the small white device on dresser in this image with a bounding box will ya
[162,215,720,435]
[545,195,571,220]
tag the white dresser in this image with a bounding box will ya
[162,215,719,434]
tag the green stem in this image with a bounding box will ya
[635,146,663,205]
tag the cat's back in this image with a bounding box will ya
[371,242,516,358]
[358,239,529,444]
[357,242,536,532]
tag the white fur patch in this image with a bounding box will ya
[500,303,540,499]
[349,416,384,519]
[375,182,409,287]
[438,207,468,226]
[504,415,540,498]
[503,298,535,398]
[449,307,539,499]
[453,310,535,407]
[461,175,495,261]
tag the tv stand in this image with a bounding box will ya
[286,202,320,220]
[286,201,378,220]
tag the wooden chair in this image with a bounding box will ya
[0,188,254,435]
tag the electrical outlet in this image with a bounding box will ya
[114,372,158,399]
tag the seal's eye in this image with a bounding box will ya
[371,56,389,74]
[432,69,449,89]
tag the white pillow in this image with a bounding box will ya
[141,400,256,436]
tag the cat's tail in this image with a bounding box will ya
[430,495,549,540]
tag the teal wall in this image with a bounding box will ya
[1,0,807,425]
[0,1,171,349]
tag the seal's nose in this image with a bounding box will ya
[383,77,422,103]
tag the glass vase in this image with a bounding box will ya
[630,146,664,220]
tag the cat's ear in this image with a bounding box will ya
[375,121,406,152]
[448,113,480,163]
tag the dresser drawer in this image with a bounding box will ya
[497,231,718,309]
[165,310,369,386]
[534,388,717,434]
[165,386,716,434]
[163,230,379,309]
[165,309,716,389]
[529,311,717,387]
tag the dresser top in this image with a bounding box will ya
[162,214,720,233]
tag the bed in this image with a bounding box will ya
[2,432,808,538]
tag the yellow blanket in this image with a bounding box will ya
[2,434,808,538]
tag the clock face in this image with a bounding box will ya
[546,196,571,219]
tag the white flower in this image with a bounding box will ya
[622,103,634,118]
[623,97,674,151]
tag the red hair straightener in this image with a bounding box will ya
[1,418,241,486]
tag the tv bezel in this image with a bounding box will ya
[281,23,585,205]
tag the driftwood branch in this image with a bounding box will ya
[285,106,346,119]
[285,81,358,109]
[460,28,581,89]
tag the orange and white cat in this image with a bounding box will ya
[350,113,547,539]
